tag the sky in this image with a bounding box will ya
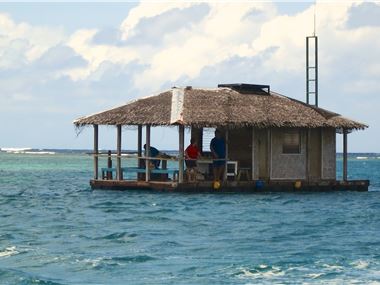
[0,1,379,152]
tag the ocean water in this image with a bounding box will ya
[0,151,379,284]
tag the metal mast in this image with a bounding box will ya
[306,36,318,106]
[306,4,318,106]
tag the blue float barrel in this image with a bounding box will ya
[255,180,264,190]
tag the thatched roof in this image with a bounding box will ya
[73,86,367,131]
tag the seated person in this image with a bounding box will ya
[185,138,201,181]
[143,144,161,169]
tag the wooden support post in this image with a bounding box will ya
[320,128,324,179]
[343,129,348,182]
[251,127,255,180]
[137,125,143,181]
[178,125,184,183]
[145,125,151,182]
[138,125,142,169]
[116,125,122,180]
[93,124,99,180]
[224,128,229,181]
[268,128,272,180]
[306,129,310,181]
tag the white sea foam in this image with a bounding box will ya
[306,272,324,279]
[240,268,256,277]
[0,148,55,155]
[356,156,368,160]
[261,266,285,278]
[258,264,268,269]
[238,266,284,280]
[1,147,32,153]
[79,256,125,268]
[351,260,369,269]
[82,257,104,267]
[322,263,344,272]
[24,151,55,155]
[0,246,19,258]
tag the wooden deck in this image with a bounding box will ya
[90,179,369,192]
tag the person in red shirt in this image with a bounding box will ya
[185,138,201,181]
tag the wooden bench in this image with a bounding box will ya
[101,167,179,181]
[122,167,146,174]
[123,167,179,181]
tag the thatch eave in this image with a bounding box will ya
[73,87,368,131]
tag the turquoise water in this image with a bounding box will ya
[0,152,379,284]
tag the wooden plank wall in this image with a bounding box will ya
[228,127,252,168]
[308,128,322,180]
[255,128,269,180]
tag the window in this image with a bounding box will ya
[282,129,301,154]
[202,127,215,153]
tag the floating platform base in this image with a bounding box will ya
[90,179,369,192]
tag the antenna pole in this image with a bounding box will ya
[306,2,318,107]
[306,36,318,107]
[306,37,309,105]
[315,36,318,107]
[313,3,316,36]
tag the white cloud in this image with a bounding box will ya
[0,39,29,69]
[0,13,66,64]
[2,2,378,89]
[120,2,195,40]
[1,2,379,97]
[0,2,379,150]
[66,28,139,80]
[132,2,276,91]
[55,3,278,90]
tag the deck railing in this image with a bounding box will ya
[90,152,180,182]
[89,152,233,183]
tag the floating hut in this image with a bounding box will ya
[74,83,369,192]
